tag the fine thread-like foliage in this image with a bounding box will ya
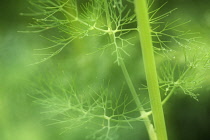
[32,76,147,139]
[21,0,136,65]
[23,0,210,139]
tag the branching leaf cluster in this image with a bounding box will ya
[33,79,143,139]
[24,0,210,139]
[23,0,137,65]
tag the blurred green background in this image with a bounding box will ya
[1,0,210,140]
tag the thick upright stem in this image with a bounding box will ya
[134,0,168,140]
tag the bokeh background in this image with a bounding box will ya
[1,0,210,140]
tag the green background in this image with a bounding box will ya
[1,0,210,140]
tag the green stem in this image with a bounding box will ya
[103,1,157,139]
[134,0,168,140]
[119,59,157,140]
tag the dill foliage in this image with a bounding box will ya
[23,0,210,139]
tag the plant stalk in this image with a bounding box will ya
[119,59,157,140]
[134,0,168,140]
[103,1,157,139]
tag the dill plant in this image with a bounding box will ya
[23,0,210,140]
